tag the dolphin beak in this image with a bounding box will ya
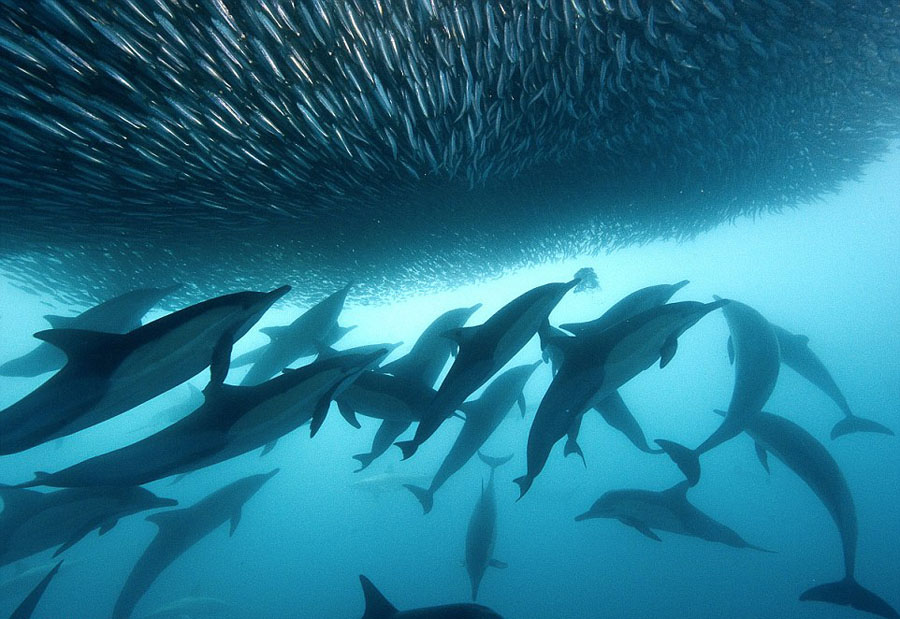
[266,285,292,302]
[156,497,179,508]
[574,511,594,522]
[468,302,483,313]
[265,468,280,480]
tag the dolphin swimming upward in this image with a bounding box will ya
[0,284,180,378]
[396,279,578,459]
[235,282,354,385]
[14,345,387,489]
[516,299,727,498]
[657,297,780,486]
[0,286,289,455]
[405,362,540,514]
[465,453,513,601]
[112,470,279,619]
[8,559,63,619]
[575,481,770,552]
[357,575,504,619]
[735,410,899,618]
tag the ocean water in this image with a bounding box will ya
[0,146,897,618]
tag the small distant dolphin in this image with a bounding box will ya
[765,324,893,439]
[575,481,770,552]
[112,469,279,619]
[734,410,899,618]
[136,595,233,619]
[235,282,354,385]
[15,346,386,488]
[516,299,726,498]
[350,472,432,498]
[357,575,504,618]
[0,286,289,455]
[0,486,176,566]
[465,453,513,601]
[658,297,780,486]
[0,284,180,378]
[405,362,540,514]
[396,279,578,459]
[8,559,62,619]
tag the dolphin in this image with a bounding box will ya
[733,409,899,618]
[127,384,206,436]
[136,596,233,619]
[0,284,180,378]
[465,453,513,601]
[350,472,433,498]
[763,324,893,439]
[396,279,578,459]
[0,486,177,566]
[15,346,387,489]
[0,286,290,455]
[657,298,780,486]
[516,299,727,498]
[357,575,504,619]
[236,282,354,385]
[405,362,540,514]
[8,559,62,619]
[574,481,770,551]
[112,469,279,619]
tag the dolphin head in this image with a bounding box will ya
[232,285,292,340]
[120,486,179,511]
[574,493,617,521]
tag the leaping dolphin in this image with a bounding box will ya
[0,284,180,378]
[0,286,289,455]
[734,410,899,618]
[405,362,540,514]
[657,297,780,486]
[235,282,354,385]
[465,453,513,601]
[112,470,279,619]
[357,575,504,619]
[396,279,578,459]
[516,299,727,498]
[575,481,771,552]
[8,559,62,619]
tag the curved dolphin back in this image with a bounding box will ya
[359,575,398,619]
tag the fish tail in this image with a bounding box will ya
[801,577,900,619]
[403,484,433,514]
[830,415,894,440]
[655,439,701,487]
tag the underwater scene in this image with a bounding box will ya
[1,1,899,618]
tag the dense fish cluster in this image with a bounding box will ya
[0,279,896,618]
[1,1,899,303]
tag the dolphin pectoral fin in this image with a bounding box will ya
[623,518,662,542]
[659,337,678,369]
[337,401,362,429]
[517,393,527,417]
[229,508,242,536]
[754,442,771,474]
[260,440,278,457]
[208,329,236,388]
[489,559,508,569]
[33,328,124,360]
[53,521,101,556]
[656,439,701,486]
[309,393,333,438]
[403,484,434,514]
[831,415,895,440]
[359,575,399,619]
[801,577,900,619]
[726,336,735,365]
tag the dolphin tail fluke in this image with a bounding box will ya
[655,439,700,487]
[830,415,894,440]
[394,440,418,461]
[359,575,399,619]
[477,451,514,470]
[352,452,377,472]
[513,474,533,500]
[800,577,900,619]
[403,484,434,514]
[563,436,586,467]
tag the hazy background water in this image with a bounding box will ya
[0,147,898,618]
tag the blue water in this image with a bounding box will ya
[0,149,898,618]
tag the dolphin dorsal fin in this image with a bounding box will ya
[32,328,124,360]
[207,331,235,389]
[663,480,691,502]
[43,314,77,329]
[441,326,478,347]
[360,575,397,619]
[260,325,287,340]
[146,509,182,529]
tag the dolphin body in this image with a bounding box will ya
[358,575,504,619]
[0,486,176,566]
[516,299,727,498]
[0,285,180,378]
[762,324,893,439]
[657,298,780,486]
[15,347,387,489]
[112,470,279,619]
[574,481,770,551]
[563,392,662,466]
[136,596,233,619]
[235,282,354,385]
[405,362,540,514]
[0,286,289,456]
[8,559,62,619]
[396,279,578,459]
[465,453,513,601]
[736,410,899,619]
